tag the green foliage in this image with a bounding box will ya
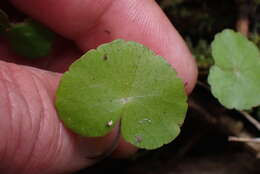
[254,0,260,5]
[1,8,55,58]
[7,20,55,59]
[158,0,184,9]
[249,33,260,48]
[56,40,187,149]
[159,0,236,42]
[0,9,10,34]
[208,29,260,110]
[186,38,213,70]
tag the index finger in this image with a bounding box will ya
[10,0,198,93]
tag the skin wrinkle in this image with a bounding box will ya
[5,64,27,173]
[50,124,64,172]
[9,64,38,173]
[49,125,79,174]
[16,72,34,138]
[75,0,117,42]
[21,112,44,174]
[24,65,62,95]
[76,0,150,50]
[127,0,149,29]
[76,1,134,50]
[0,64,34,173]
[1,71,17,173]
[0,70,12,168]
[47,126,64,173]
[10,0,117,39]
[0,63,41,173]
[67,0,116,39]
[19,77,45,173]
[24,74,55,174]
[0,61,62,173]
[28,70,56,100]
[133,9,153,42]
[156,20,169,57]
[26,72,83,174]
[25,71,76,173]
[0,61,95,173]
[117,0,139,24]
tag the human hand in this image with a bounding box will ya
[0,0,198,173]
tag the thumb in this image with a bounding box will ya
[0,60,127,174]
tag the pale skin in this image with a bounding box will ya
[0,0,198,173]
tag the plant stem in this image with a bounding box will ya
[229,136,260,143]
[239,110,260,131]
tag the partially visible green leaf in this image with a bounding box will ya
[186,37,213,70]
[56,39,187,149]
[0,9,11,34]
[208,29,260,110]
[7,20,55,59]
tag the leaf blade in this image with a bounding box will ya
[208,29,260,110]
[56,40,187,149]
[7,20,55,59]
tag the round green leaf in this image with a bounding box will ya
[208,29,260,110]
[56,40,187,149]
[7,20,55,59]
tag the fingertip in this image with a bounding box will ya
[111,136,138,158]
[75,124,121,160]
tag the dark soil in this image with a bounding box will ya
[79,85,260,174]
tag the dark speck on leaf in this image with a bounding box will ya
[135,136,142,143]
[103,54,108,61]
[104,30,111,35]
[184,81,188,87]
